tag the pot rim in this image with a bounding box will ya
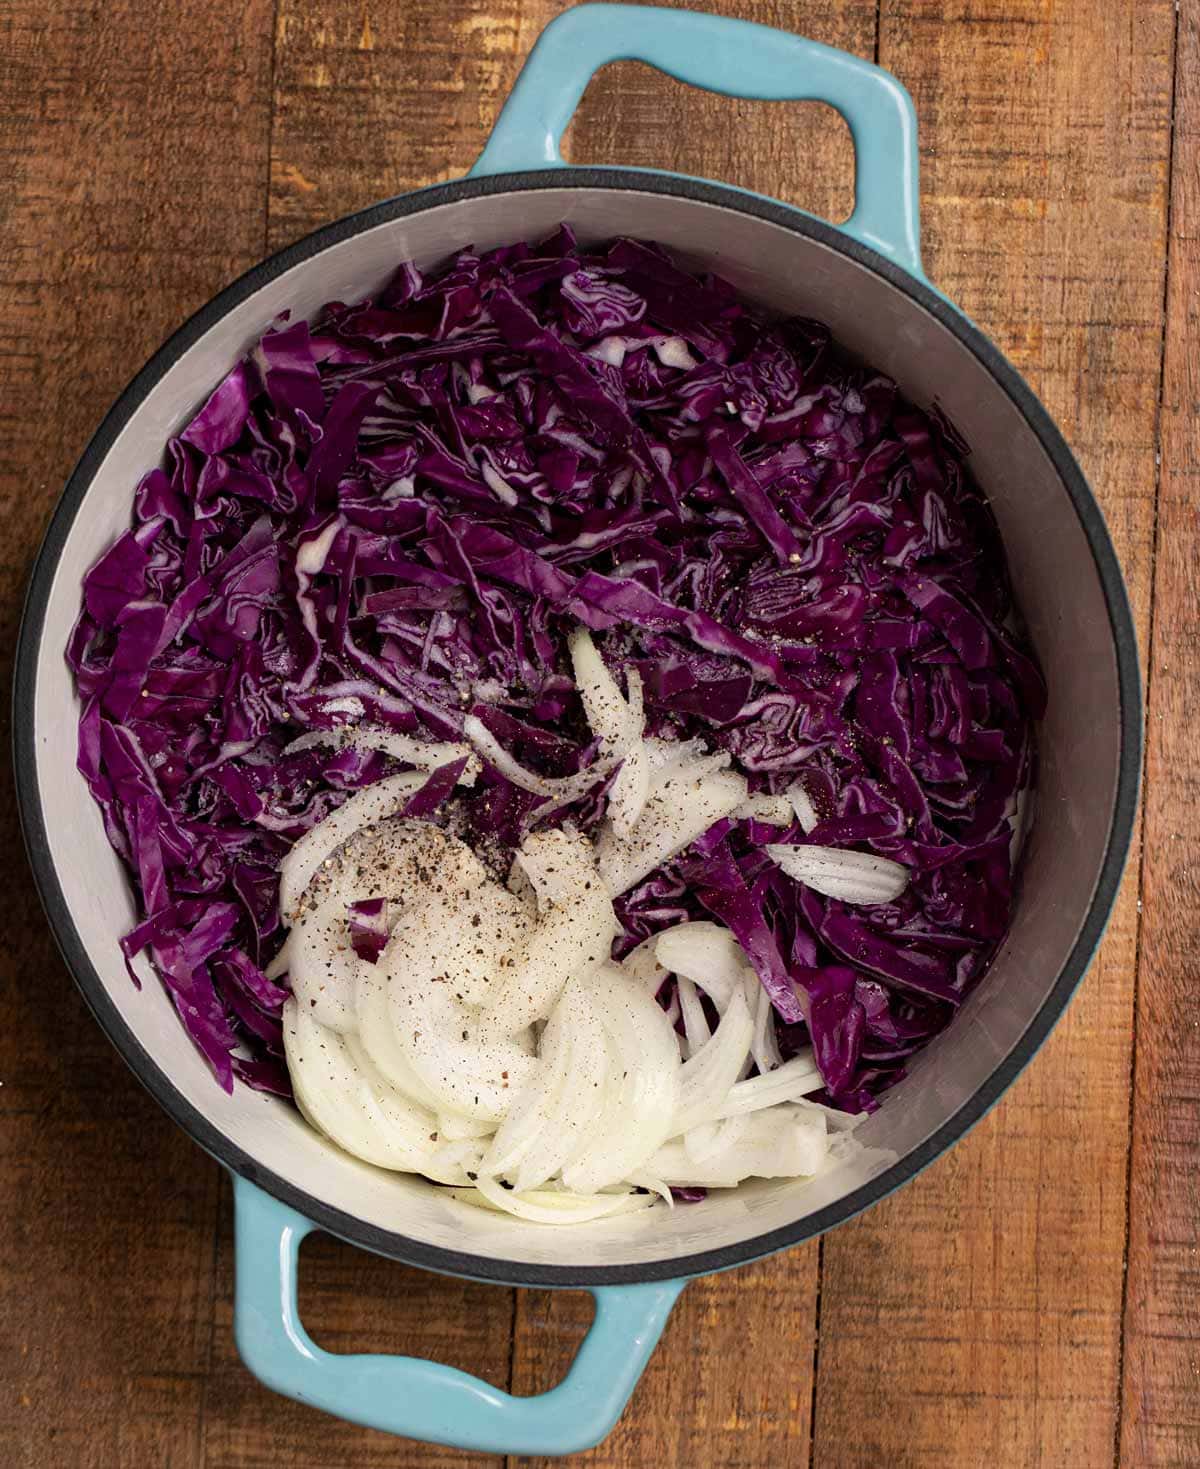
[13,166,1142,1287]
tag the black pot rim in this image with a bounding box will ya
[13,167,1142,1287]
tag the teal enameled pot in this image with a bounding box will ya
[14,4,1140,1455]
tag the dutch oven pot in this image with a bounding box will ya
[14,4,1141,1456]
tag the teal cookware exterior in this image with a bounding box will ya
[471,2,923,276]
[231,4,925,1453]
[233,1178,687,1456]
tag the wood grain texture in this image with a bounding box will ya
[267,0,536,251]
[0,3,273,1467]
[1120,4,1199,1465]
[812,3,1174,1467]
[0,2,1188,1466]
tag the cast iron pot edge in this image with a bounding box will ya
[12,167,1143,1288]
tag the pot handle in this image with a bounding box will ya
[231,1175,686,1455]
[470,2,923,278]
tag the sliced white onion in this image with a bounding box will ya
[671,984,754,1135]
[422,1138,487,1186]
[608,753,651,838]
[618,935,669,996]
[597,762,747,895]
[274,730,866,1217]
[479,829,616,1037]
[676,976,711,1057]
[447,1175,657,1224]
[354,961,444,1110]
[749,971,783,1075]
[734,793,795,826]
[505,859,536,911]
[279,772,426,923]
[463,713,621,802]
[479,983,577,1181]
[283,726,478,781]
[626,1174,675,1207]
[654,921,747,1013]
[568,626,634,752]
[283,1000,438,1172]
[642,1105,828,1188]
[378,837,539,1120]
[287,817,430,1031]
[437,1112,494,1142]
[787,783,821,834]
[568,627,649,837]
[623,666,645,728]
[645,735,706,773]
[482,981,611,1193]
[683,1115,747,1165]
[606,725,651,841]
[560,964,682,1193]
[790,1097,870,1132]
[444,879,533,1008]
[672,749,734,780]
[515,1041,610,1194]
[717,1053,822,1119]
[765,844,909,905]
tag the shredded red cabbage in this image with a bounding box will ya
[67,226,1042,1106]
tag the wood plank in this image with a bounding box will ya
[812,3,1174,1466]
[0,2,274,1467]
[267,0,535,253]
[1119,4,1200,1464]
[503,4,874,1467]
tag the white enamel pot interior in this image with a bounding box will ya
[16,172,1140,1286]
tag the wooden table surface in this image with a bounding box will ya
[1,1,1195,1465]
